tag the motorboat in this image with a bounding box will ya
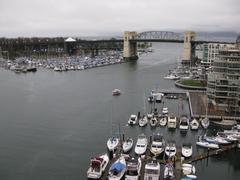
[186,174,197,179]
[139,116,148,127]
[203,134,230,145]
[150,133,165,156]
[134,134,148,155]
[211,119,237,129]
[122,138,134,153]
[159,116,168,126]
[162,107,168,115]
[107,137,119,151]
[128,114,138,125]
[167,115,177,129]
[164,73,180,80]
[87,153,109,179]
[147,113,153,120]
[150,117,158,127]
[217,132,238,142]
[190,118,199,130]
[179,115,189,130]
[148,95,154,103]
[201,117,209,129]
[156,94,163,103]
[182,163,196,176]
[196,136,219,149]
[164,163,174,179]
[181,143,193,158]
[108,156,126,180]
[144,160,160,180]
[125,157,141,180]
[165,142,176,158]
[112,89,121,96]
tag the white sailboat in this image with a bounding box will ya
[122,138,134,153]
[164,163,174,179]
[190,118,199,130]
[159,116,168,126]
[139,115,148,127]
[107,137,119,151]
[201,96,210,129]
[87,153,109,179]
[150,117,158,127]
[182,163,196,176]
[128,114,138,125]
[165,142,176,158]
[196,136,219,149]
[167,115,177,129]
[179,115,189,130]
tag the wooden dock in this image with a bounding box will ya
[99,141,237,180]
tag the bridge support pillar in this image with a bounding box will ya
[123,31,138,60]
[182,31,196,64]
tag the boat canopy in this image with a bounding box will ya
[110,162,125,172]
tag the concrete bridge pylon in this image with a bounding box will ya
[123,31,138,60]
[182,31,196,64]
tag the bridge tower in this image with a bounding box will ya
[123,31,138,60]
[182,31,196,64]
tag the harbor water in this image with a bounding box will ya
[0,43,239,180]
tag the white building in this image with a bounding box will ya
[201,43,235,67]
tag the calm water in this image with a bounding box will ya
[0,43,239,180]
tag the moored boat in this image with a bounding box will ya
[134,134,148,155]
[201,117,209,129]
[150,133,165,157]
[139,115,148,127]
[150,117,158,127]
[181,143,193,158]
[144,160,161,180]
[190,118,199,130]
[167,115,177,129]
[196,136,219,149]
[165,141,176,158]
[159,116,168,126]
[125,157,141,180]
[179,115,189,130]
[87,153,109,179]
[128,114,138,125]
[108,156,126,180]
[182,163,196,176]
[122,138,134,153]
[164,162,174,179]
[107,137,119,151]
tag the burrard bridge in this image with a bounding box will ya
[0,31,234,62]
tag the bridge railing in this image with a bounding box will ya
[136,31,183,40]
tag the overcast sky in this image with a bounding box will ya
[0,0,239,37]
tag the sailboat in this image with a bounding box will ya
[108,155,126,180]
[107,101,119,151]
[201,95,209,129]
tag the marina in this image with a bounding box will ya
[0,43,239,180]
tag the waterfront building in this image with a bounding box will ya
[201,43,235,67]
[207,37,240,114]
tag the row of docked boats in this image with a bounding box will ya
[127,112,206,130]
[107,133,193,158]
[87,153,197,180]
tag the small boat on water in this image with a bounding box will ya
[179,115,189,130]
[150,117,158,127]
[167,115,177,129]
[182,163,196,176]
[147,113,153,120]
[125,157,142,180]
[87,153,109,179]
[144,160,161,180]
[201,117,209,129]
[164,73,180,80]
[108,156,126,180]
[165,142,177,158]
[162,107,168,115]
[112,89,121,96]
[203,134,230,145]
[150,133,165,157]
[211,119,237,129]
[128,114,137,125]
[164,163,174,179]
[138,115,148,127]
[134,134,148,155]
[122,138,134,153]
[196,136,219,149]
[190,118,199,130]
[159,116,168,126]
[107,137,119,151]
[181,143,193,158]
